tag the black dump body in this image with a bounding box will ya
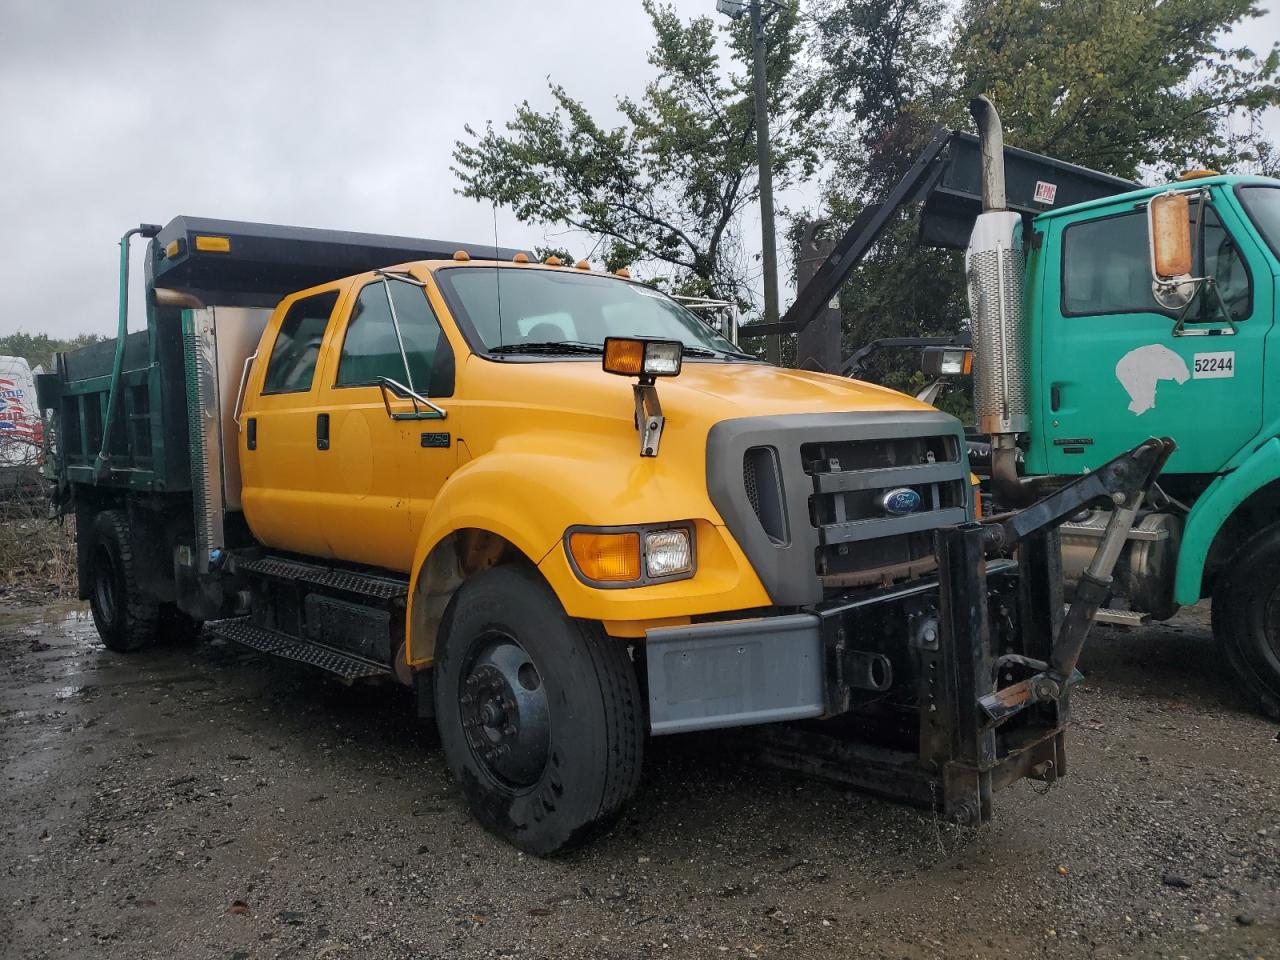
[39,215,527,495]
[150,216,527,307]
[772,128,1137,362]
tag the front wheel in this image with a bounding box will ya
[1212,524,1280,719]
[433,565,644,856]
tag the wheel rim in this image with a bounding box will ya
[92,547,117,626]
[458,633,550,788]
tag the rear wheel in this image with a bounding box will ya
[433,565,644,856]
[87,510,159,653]
[1212,524,1280,719]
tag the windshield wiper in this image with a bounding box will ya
[488,341,604,356]
[680,345,758,361]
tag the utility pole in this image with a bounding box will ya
[749,0,781,364]
[719,0,782,363]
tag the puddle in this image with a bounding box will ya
[0,599,90,629]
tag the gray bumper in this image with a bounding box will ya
[645,615,824,735]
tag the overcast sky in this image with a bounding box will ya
[1,0,1277,340]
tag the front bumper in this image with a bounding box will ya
[645,528,1065,825]
[643,438,1176,826]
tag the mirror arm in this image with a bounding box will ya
[1170,276,1238,338]
[377,377,447,420]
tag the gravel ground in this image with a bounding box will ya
[1,601,1277,960]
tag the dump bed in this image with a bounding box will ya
[42,216,526,499]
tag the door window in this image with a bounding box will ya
[1061,204,1251,321]
[336,281,444,393]
[262,291,340,394]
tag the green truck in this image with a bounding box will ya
[778,97,1280,718]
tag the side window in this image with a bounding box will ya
[262,291,340,394]
[1062,212,1158,316]
[1062,204,1252,320]
[1200,207,1251,321]
[336,281,445,393]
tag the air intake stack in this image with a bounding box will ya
[966,96,1030,497]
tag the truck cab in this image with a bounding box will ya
[958,97,1280,718]
[40,214,1171,854]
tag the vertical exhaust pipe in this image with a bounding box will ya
[966,96,1030,501]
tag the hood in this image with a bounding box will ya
[463,356,938,432]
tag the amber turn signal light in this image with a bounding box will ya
[568,531,641,582]
[603,337,683,378]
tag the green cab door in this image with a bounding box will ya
[1034,187,1274,475]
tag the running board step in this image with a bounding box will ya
[1090,608,1151,627]
[237,556,408,601]
[209,618,392,681]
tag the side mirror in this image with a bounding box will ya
[1148,191,1195,309]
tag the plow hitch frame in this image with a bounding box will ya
[747,437,1175,826]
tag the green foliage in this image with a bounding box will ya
[452,0,823,301]
[0,332,102,373]
[952,0,1280,179]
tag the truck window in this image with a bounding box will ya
[262,291,340,394]
[336,282,442,391]
[1062,205,1251,321]
[1238,185,1280,259]
[435,267,740,356]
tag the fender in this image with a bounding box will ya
[1174,437,1280,605]
[403,444,770,664]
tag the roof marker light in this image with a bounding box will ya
[194,235,231,253]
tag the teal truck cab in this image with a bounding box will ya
[962,97,1280,716]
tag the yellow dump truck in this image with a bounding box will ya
[40,217,1172,854]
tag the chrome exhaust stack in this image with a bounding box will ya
[966,96,1031,501]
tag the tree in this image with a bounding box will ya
[951,0,1280,179]
[452,0,822,301]
[0,332,102,372]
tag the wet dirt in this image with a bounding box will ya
[1,602,1277,959]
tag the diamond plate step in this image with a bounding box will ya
[237,556,408,601]
[1092,608,1151,627]
[209,618,391,680]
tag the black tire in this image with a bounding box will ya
[1211,524,1280,719]
[156,603,204,645]
[433,565,644,856]
[87,510,159,653]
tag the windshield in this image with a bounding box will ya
[433,266,747,358]
[1238,185,1280,260]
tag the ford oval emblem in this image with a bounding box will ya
[881,487,922,516]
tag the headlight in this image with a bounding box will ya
[644,529,692,578]
[566,523,695,586]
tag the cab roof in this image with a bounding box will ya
[1030,174,1279,224]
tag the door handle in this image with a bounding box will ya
[316,413,330,450]
[1050,384,1062,413]
[246,418,257,451]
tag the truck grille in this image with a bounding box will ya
[707,411,972,606]
[802,435,968,590]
